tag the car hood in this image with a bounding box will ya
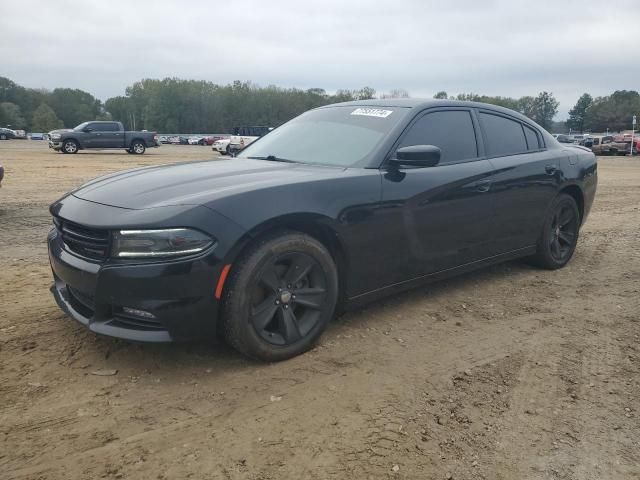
[71,158,346,209]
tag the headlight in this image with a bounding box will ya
[112,228,214,258]
[51,133,61,140]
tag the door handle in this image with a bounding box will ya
[476,180,491,193]
[545,164,557,175]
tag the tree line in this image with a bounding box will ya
[0,75,636,134]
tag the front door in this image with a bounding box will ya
[378,108,496,283]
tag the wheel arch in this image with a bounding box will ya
[559,184,584,223]
[220,213,349,313]
[130,138,147,147]
[63,137,82,149]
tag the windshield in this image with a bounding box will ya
[74,122,89,131]
[237,106,409,167]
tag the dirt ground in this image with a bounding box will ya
[1,141,639,480]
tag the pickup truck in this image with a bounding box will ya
[586,135,629,155]
[228,126,272,155]
[49,121,158,154]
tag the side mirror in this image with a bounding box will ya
[390,145,441,168]
[83,127,93,133]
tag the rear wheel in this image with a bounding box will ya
[131,141,146,154]
[62,139,78,154]
[222,231,338,361]
[0,134,6,140]
[529,194,580,269]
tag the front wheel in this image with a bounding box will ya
[130,141,146,154]
[221,232,338,361]
[62,139,78,154]
[529,194,580,269]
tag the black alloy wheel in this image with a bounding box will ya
[530,193,580,269]
[222,231,338,361]
[250,252,328,346]
[549,203,578,263]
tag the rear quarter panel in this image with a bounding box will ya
[560,147,597,224]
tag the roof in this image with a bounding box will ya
[323,98,539,127]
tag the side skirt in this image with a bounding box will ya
[345,246,536,309]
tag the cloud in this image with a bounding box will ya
[2,0,639,117]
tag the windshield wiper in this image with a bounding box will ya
[247,155,298,163]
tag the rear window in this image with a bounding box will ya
[480,112,527,156]
[523,124,541,150]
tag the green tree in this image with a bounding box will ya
[584,90,640,132]
[48,88,102,128]
[527,92,559,130]
[566,93,593,132]
[353,86,376,100]
[381,89,410,99]
[31,103,64,131]
[434,91,449,99]
[0,102,26,128]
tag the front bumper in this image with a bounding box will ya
[49,141,62,150]
[48,228,224,342]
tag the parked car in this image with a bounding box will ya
[29,132,45,140]
[612,134,639,155]
[554,134,577,144]
[212,138,231,155]
[14,129,27,139]
[228,126,272,154]
[157,135,171,144]
[0,128,17,140]
[49,121,159,154]
[47,99,597,361]
[589,135,628,155]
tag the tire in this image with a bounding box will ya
[62,139,78,154]
[221,231,339,361]
[225,145,231,156]
[0,134,6,140]
[609,149,617,156]
[529,194,580,270]
[131,141,146,154]
[126,149,134,154]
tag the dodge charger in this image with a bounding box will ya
[48,100,597,361]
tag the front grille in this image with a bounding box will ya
[54,217,110,260]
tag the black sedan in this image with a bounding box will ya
[48,99,597,361]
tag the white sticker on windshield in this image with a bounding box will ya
[350,108,393,118]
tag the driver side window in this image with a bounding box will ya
[398,110,478,165]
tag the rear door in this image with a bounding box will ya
[379,108,496,282]
[478,111,561,254]
[97,122,123,148]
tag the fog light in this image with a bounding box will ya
[122,307,156,319]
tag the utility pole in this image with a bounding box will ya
[630,115,636,156]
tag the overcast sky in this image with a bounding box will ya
[2,0,639,118]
